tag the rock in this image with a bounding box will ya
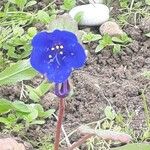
[99,21,124,36]
[0,138,26,150]
[139,17,150,33]
[89,0,104,4]
[69,4,109,26]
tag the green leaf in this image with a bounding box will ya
[26,85,41,102]
[142,71,150,79]
[113,44,121,54]
[37,10,51,24]
[0,59,37,85]
[74,11,84,23]
[13,101,30,113]
[15,0,27,9]
[0,99,13,114]
[104,106,117,120]
[35,104,44,116]
[25,0,37,8]
[27,27,37,37]
[30,120,45,125]
[63,0,76,10]
[82,32,102,43]
[145,32,150,37]
[36,81,52,96]
[26,81,52,102]
[111,143,150,150]
[119,0,128,8]
[112,37,124,43]
[13,27,24,36]
[95,44,104,53]
[145,0,150,5]
[41,109,55,119]
[35,104,55,118]
[101,34,113,46]
[0,117,10,125]
[24,105,38,122]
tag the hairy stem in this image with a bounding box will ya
[54,98,65,150]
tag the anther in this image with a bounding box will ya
[60,51,63,55]
[56,45,59,49]
[51,47,55,51]
[49,55,52,58]
[71,52,74,56]
[60,45,64,49]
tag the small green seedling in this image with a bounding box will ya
[95,33,132,54]
[62,0,76,11]
[82,32,102,43]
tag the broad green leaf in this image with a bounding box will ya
[37,10,51,24]
[0,99,13,114]
[111,143,150,150]
[0,59,37,85]
[63,0,76,10]
[13,101,30,113]
[104,106,117,120]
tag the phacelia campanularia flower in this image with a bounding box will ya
[30,29,86,83]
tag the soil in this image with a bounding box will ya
[0,0,150,150]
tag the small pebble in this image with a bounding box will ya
[99,21,124,36]
[69,4,109,26]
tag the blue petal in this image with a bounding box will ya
[30,47,53,74]
[32,32,52,48]
[46,63,72,83]
[50,30,78,43]
[64,43,86,68]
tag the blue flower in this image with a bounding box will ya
[30,29,86,83]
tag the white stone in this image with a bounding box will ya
[89,0,104,4]
[69,4,109,26]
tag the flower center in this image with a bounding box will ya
[48,44,65,66]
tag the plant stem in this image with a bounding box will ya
[54,98,65,150]
[67,134,93,150]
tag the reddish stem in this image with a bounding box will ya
[67,134,93,150]
[54,98,65,150]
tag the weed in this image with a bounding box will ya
[95,33,132,54]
